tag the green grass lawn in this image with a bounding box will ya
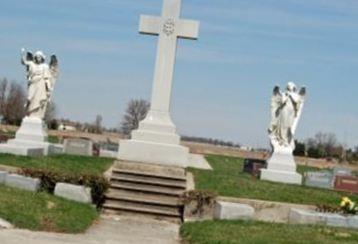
[181,220,358,244]
[188,155,358,205]
[0,184,98,233]
[0,154,113,176]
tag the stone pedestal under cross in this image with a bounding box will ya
[118,0,200,167]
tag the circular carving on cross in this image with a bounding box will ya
[163,19,175,36]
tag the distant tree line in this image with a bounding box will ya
[59,114,103,134]
[181,135,241,148]
[294,132,358,163]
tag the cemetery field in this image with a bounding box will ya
[189,155,358,205]
[0,154,113,176]
[0,184,98,233]
[180,220,358,244]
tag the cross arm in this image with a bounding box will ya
[177,19,200,40]
[139,15,161,35]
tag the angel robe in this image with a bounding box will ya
[23,60,52,119]
[271,91,301,147]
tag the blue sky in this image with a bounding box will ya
[0,0,357,148]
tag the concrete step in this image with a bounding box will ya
[102,208,182,223]
[114,161,186,181]
[110,174,187,189]
[103,200,181,217]
[109,182,184,196]
[105,189,182,207]
[104,161,187,222]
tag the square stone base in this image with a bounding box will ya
[261,169,302,185]
[118,139,189,167]
[0,116,49,156]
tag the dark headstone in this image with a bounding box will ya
[334,175,358,194]
[243,158,266,177]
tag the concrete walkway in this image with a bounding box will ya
[0,215,180,244]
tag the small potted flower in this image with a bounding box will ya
[340,197,358,215]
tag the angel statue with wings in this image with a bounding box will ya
[21,48,59,120]
[268,82,306,151]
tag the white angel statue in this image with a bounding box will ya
[21,48,59,120]
[268,82,306,151]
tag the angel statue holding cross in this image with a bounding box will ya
[21,48,59,120]
[268,82,306,151]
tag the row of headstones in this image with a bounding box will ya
[305,167,358,193]
[243,158,358,193]
[0,171,92,203]
[214,201,358,229]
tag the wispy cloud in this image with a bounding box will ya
[188,1,358,31]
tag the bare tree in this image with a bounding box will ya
[94,114,103,134]
[45,102,58,129]
[3,82,26,125]
[0,78,8,116]
[120,99,150,137]
[306,132,340,158]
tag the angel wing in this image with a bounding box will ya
[291,86,307,135]
[49,55,59,78]
[271,86,282,117]
[26,52,33,62]
[269,86,282,134]
[21,51,33,65]
[299,87,306,97]
[46,55,59,99]
[273,86,281,96]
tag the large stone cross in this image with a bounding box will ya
[139,0,199,113]
[118,0,200,167]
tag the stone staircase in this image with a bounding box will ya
[103,161,187,222]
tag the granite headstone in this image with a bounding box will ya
[304,171,333,189]
[64,138,93,156]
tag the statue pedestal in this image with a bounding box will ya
[260,144,302,185]
[0,117,50,156]
[118,111,189,167]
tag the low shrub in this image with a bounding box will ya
[20,168,110,207]
[181,190,217,216]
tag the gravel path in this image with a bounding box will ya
[0,215,180,244]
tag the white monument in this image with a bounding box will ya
[260,82,306,185]
[118,0,200,167]
[0,49,59,156]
